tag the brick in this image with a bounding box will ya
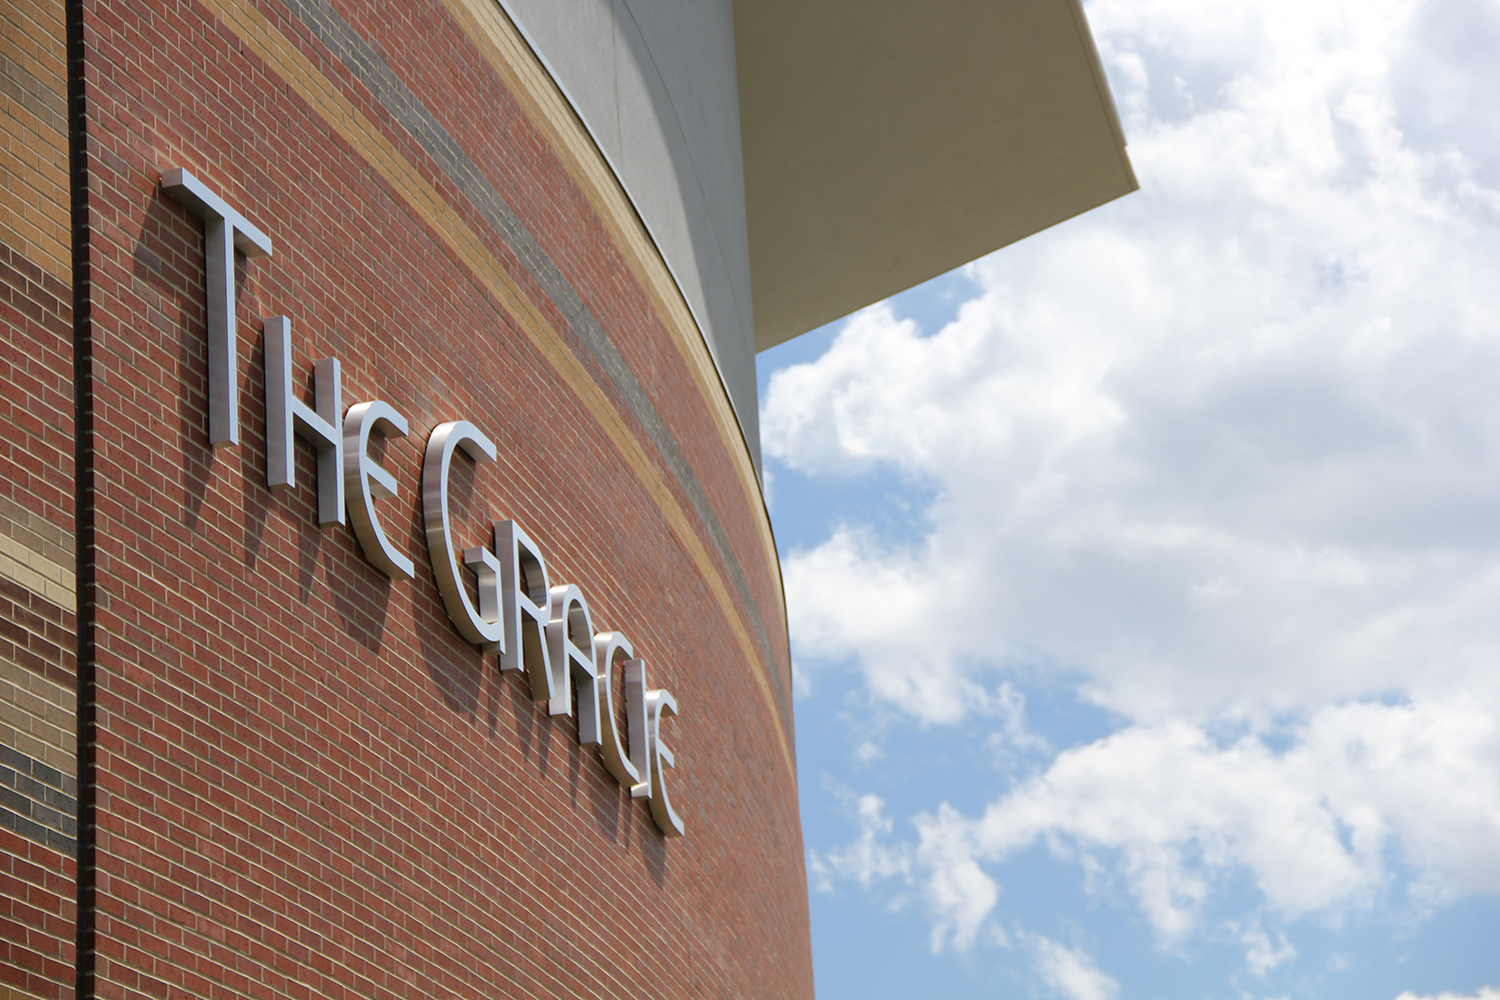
[1,0,810,998]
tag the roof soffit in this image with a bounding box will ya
[735,0,1138,350]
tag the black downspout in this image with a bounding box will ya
[66,0,96,995]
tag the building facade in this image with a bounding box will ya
[1,1,1131,998]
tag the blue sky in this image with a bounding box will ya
[755,0,1500,996]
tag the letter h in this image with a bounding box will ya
[265,316,344,525]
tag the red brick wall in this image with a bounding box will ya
[0,0,79,995]
[0,829,75,999]
[69,0,813,998]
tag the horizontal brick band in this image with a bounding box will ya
[0,578,74,692]
[0,532,73,613]
[195,0,796,770]
[277,0,789,738]
[0,744,76,857]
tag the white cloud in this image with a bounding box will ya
[778,522,991,725]
[1237,921,1297,977]
[915,802,998,954]
[1395,989,1500,1000]
[790,658,812,699]
[769,0,1500,981]
[882,698,1499,947]
[1026,934,1120,1000]
[763,0,1500,725]
[807,792,911,895]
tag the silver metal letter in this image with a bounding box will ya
[625,660,652,801]
[593,632,643,789]
[646,688,685,838]
[422,421,504,649]
[162,168,273,446]
[546,584,599,739]
[495,520,553,700]
[343,401,415,579]
[265,316,344,526]
[462,544,502,654]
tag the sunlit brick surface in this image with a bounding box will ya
[60,0,813,997]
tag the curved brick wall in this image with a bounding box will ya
[39,0,814,997]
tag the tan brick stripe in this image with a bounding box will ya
[190,0,796,777]
[0,534,73,612]
[0,22,72,281]
[439,0,786,635]
[0,497,74,614]
[0,658,76,785]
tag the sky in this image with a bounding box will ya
[753,0,1500,997]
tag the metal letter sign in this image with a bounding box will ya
[266,316,344,525]
[344,402,416,579]
[646,688,685,837]
[162,169,273,446]
[547,583,601,732]
[497,519,554,699]
[423,421,504,650]
[164,168,685,838]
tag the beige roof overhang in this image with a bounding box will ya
[735,0,1138,351]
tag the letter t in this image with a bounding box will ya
[162,168,273,446]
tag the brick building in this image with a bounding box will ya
[0,1,1132,997]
